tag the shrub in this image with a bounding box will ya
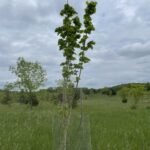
[130,85,145,108]
[1,89,11,105]
[82,88,90,95]
[28,93,39,106]
[146,106,150,109]
[145,83,150,91]
[101,87,112,96]
[122,98,128,103]
[19,90,28,104]
[118,87,129,103]
[50,93,62,105]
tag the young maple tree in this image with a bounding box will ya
[54,2,97,150]
[55,1,97,108]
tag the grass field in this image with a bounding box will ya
[0,94,150,150]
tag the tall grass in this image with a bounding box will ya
[85,94,150,150]
[0,103,53,150]
[52,113,92,150]
[0,94,150,150]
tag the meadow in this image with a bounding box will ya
[0,94,150,150]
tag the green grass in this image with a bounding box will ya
[0,94,150,150]
[85,94,150,150]
[0,103,53,150]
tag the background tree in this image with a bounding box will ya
[145,82,150,91]
[10,57,47,108]
[130,85,145,109]
[118,87,129,103]
[101,87,112,96]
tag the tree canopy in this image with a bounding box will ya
[10,57,47,93]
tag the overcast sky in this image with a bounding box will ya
[0,0,150,89]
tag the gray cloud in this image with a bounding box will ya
[117,41,150,58]
[0,0,150,89]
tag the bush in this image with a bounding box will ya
[18,91,38,106]
[122,98,128,103]
[145,83,150,91]
[82,88,90,95]
[28,93,39,106]
[110,88,117,95]
[118,87,129,104]
[1,90,11,105]
[19,90,28,104]
[131,104,137,110]
[130,85,145,109]
[146,106,150,109]
[101,87,112,96]
[49,93,62,105]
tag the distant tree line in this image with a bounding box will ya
[99,83,150,96]
[1,82,150,107]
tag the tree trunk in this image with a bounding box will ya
[29,90,32,110]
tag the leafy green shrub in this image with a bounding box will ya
[110,88,117,95]
[145,83,150,91]
[146,106,150,109]
[130,85,145,108]
[82,88,90,95]
[118,87,129,103]
[122,98,128,103]
[1,83,13,105]
[1,89,11,105]
[101,87,112,96]
[19,90,28,104]
[28,93,39,106]
[49,92,63,105]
